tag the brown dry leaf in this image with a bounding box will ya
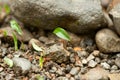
[108,73,120,80]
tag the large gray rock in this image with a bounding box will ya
[10,0,105,33]
[109,4,120,35]
[96,28,120,53]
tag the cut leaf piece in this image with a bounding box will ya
[4,57,13,67]
[36,75,44,80]
[4,4,10,14]
[32,42,43,51]
[29,39,43,52]
[53,27,70,41]
[10,20,23,35]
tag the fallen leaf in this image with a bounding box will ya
[4,57,13,67]
[29,38,43,52]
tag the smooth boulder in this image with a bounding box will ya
[109,3,120,35]
[10,0,105,33]
[96,28,120,53]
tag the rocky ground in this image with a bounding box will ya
[0,0,120,80]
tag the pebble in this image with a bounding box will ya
[101,62,111,69]
[80,67,88,74]
[70,67,80,75]
[66,74,71,79]
[49,67,57,73]
[70,77,75,80]
[95,57,101,63]
[88,60,97,68]
[65,65,72,73]
[56,69,64,76]
[12,57,32,72]
[77,51,89,58]
[92,50,100,57]
[57,77,69,80]
[82,59,88,65]
[87,54,95,61]
[70,54,75,63]
[115,58,120,68]
[116,53,120,57]
[0,67,3,72]
[111,65,118,70]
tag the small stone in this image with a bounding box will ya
[70,77,75,80]
[65,65,72,73]
[92,50,100,57]
[12,57,31,72]
[95,57,101,63]
[116,54,120,57]
[88,60,97,68]
[74,75,81,80]
[70,54,75,63]
[45,43,70,63]
[101,62,111,69]
[80,67,88,74]
[107,59,114,66]
[87,54,95,61]
[49,67,57,73]
[111,65,118,70]
[57,77,69,80]
[70,67,80,75]
[56,69,64,76]
[77,51,89,58]
[115,58,120,68]
[82,59,88,65]
[66,74,71,79]
[0,67,3,72]
[81,67,109,80]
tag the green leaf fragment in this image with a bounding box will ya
[39,56,44,69]
[36,75,44,80]
[3,30,7,37]
[32,42,43,52]
[4,4,10,14]
[53,27,70,41]
[12,33,18,51]
[10,20,23,35]
[4,57,13,67]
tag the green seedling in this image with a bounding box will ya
[10,20,23,35]
[12,33,18,51]
[39,56,44,69]
[53,27,70,41]
[4,57,13,67]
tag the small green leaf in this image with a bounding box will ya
[36,75,44,80]
[10,20,23,35]
[4,57,13,67]
[12,33,18,51]
[3,30,7,37]
[32,42,43,52]
[4,4,10,14]
[53,27,70,41]
[39,56,44,69]
[0,6,2,13]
